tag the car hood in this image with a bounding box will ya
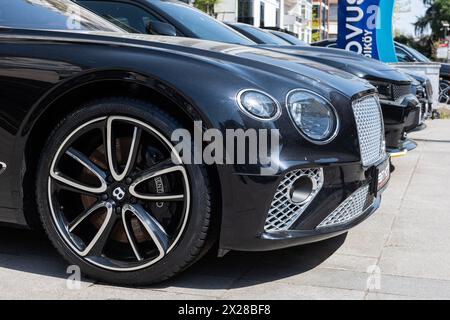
[258,45,412,84]
[24,30,373,99]
[405,72,427,85]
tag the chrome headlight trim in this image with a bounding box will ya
[236,89,282,121]
[286,89,340,145]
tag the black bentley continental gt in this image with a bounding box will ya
[0,0,389,285]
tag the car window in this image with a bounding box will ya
[153,2,254,45]
[395,47,415,62]
[78,1,161,33]
[234,24,291,45]
[0,0,122,32]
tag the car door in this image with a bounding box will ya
[0,27,67,217]
[0,27,39,214]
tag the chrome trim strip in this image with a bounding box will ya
[285,88,340,145]
[236,89,282,121]
[0,162,6,175]
[106,117,140,182]
[265,167,324,232]
[0,32,178,55]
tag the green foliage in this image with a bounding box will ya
[415,0,450,40]
[438,108,450,119]
[394,34,436,59]
[311,31,321,43]
[194,0,220,15]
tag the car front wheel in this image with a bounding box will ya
[36,98,212,285]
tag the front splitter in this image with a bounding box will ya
[388,138,418,158]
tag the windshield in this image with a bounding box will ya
[0,0,123,32]
[153,1,254,45]
[272,31,308,46]
[407,46,430,62]
[233,24,291,45]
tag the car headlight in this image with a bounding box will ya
[287,89,339,144]
[237,89,281,120]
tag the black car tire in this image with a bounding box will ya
[36,97,212,285]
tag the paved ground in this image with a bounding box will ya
[0,120,449,300]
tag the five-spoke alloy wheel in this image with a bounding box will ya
[37,98,211,285]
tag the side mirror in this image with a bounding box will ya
[146,21,177,37]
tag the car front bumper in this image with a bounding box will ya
[381,95,421,150]
[218,156,389,252]
[387,138,418,157]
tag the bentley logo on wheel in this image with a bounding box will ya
[112,187,126,201]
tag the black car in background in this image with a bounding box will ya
[314,38,436,115]
[275,36,433,119]
[0,0,390,285]
[406,73,434,125]
[227,22,424,153]
[394,41,450,105]
[315,38,446,92]
[77,0,421,155]
[395,42,450,83]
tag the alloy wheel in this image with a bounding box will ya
[439,87,450,104]
[47,116,190,271]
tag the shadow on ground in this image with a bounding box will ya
[0,225,346,289]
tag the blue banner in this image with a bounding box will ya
[337,0,398,62]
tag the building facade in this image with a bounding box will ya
[311,0,329,42]
[215,0,314,42]
[328,0,337,38]
[283,0,313,43]
[215,0,284,28]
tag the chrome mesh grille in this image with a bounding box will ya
[265,168,324,232]
[352,95,384,166]
[317,185,370,229]
[425,80,433,98]
[392,84,411,100]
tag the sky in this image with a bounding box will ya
[394,0,431,37]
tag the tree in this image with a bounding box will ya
[395,34,435,58]
[194,0,220,16]
[415,0,450,41]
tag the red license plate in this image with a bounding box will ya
[377,159,390,191]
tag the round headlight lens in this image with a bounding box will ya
[287,90,338,143]
[238,90,280,120]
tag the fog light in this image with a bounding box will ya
[289,176,315,204]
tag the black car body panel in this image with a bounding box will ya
[225,22,420,152]
[441,63,450,81]
[313,37,434,124]
[405,72,433,123]
[0,25,389,253]
[315,37,448,88]
[259,45,409,83]
[76,0,419,152]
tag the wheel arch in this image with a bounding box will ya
[22,70,222,235]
